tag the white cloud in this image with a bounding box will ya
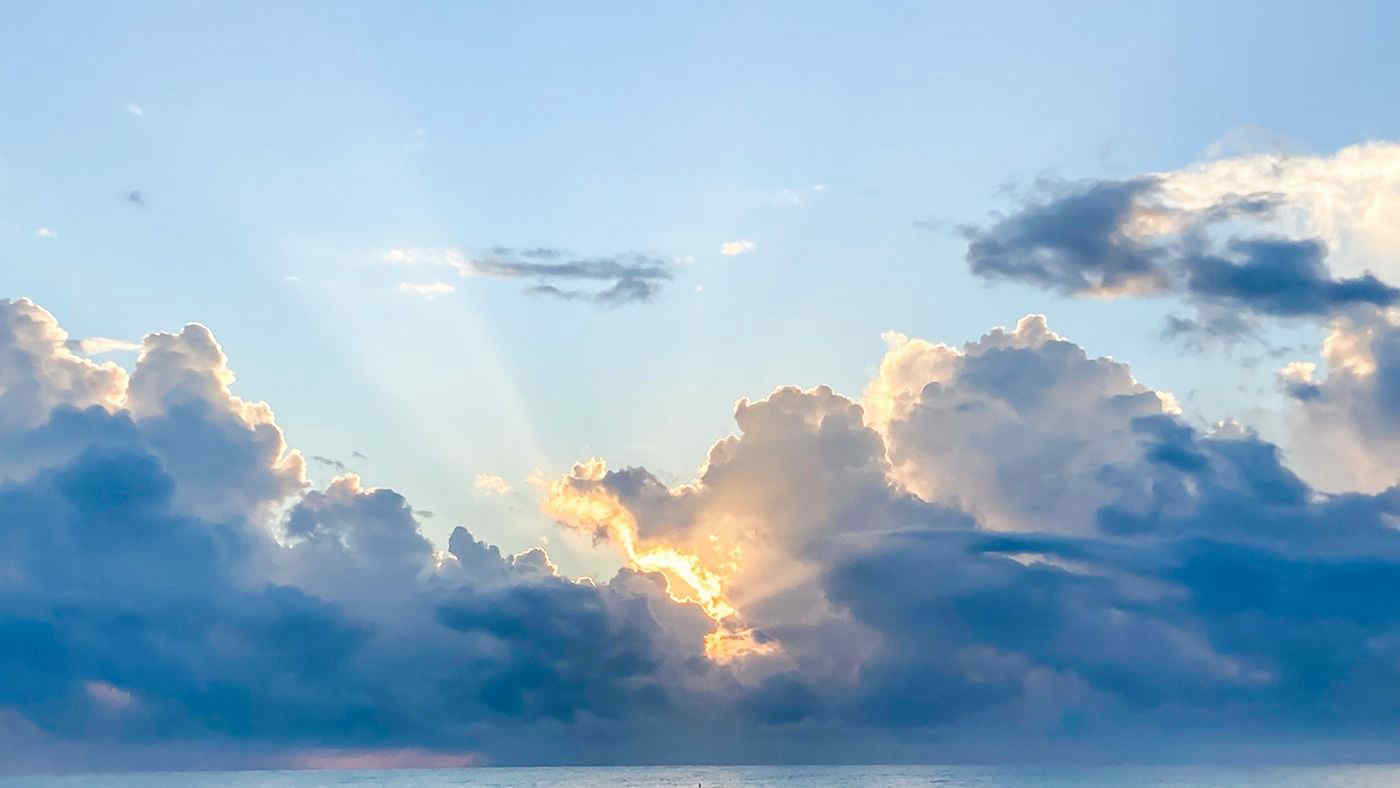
[34,227,56,240]
[383,247,469,274]
[1280,308,1400,493]
[1149,141,1400,281]
[125,103,143,118]
[720,240,756,256]
[866,315,1179,534]
[473,473,512,495]
[69,337,141,355]
[769,185,827,207]
[84,680,136,711]
[395,282,455,299]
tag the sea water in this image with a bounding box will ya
[5,765,1400,787]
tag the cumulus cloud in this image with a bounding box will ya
[864,315,1181,534]
[961,142,1400,331]
[474,473,512,495]
[720,240,756,256]
[1278,307,1400,493]
[385,246,672,306]
[0,297,718,770]
[7,295,1400,769]
[541,312,1400,758]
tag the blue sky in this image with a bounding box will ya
[5,2,1400,770]
[8,1,1398,573]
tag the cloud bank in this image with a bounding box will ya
[6,147,1400,767]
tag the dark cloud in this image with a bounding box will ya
[1186,239,1398,316]
[0,299,716,771]
[310,455,348,472]
[1161,312,1260,349]
[961,178,1398,324]
[472,249,672,306]
[561,314,1400,757]
[8,296,1400,769]
[963,178,1171,294]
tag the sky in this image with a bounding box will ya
[3,0,1400,772]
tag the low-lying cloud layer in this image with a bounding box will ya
[5,260,1399,768]
[4,144,1400,770]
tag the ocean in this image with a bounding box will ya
[4,765,1400,787]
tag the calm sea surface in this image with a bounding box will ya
[5,765,1400,787]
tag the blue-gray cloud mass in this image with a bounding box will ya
[2,294,1400,771]
[962,177,1399,326]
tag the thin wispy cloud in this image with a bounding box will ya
[125,103,143,118]
[769,184,828,207]
[34,227,57,240]
[65,337,141,355]
[311,455,350,473]
[395,282,455,299]
[385,246,674,306]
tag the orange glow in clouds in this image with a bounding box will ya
[541,460,777,662]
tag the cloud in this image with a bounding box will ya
[1160,311,1262,349]
[8,295,1400,768]
[64,337,141,356]
[1277,307,1400,493]
[34,228,56,240]
[769,185,827,207]
[474,473,512,495]
[961,143,1400,328]
[311,455,350,473]
[720,240,756,256]
[385,246,672,306]
[541,311,1400,758]
[395,282,455,299]
[292,748,482,770]
[865,315,1181,535]
[471,249,671,306]
[0,297,716,770]
[125,103,143,118]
